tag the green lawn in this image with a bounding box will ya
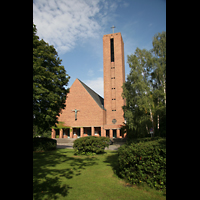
[33,149,166,200]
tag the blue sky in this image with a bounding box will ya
[33,0,166,98]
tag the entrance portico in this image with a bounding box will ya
[52,126,124,139]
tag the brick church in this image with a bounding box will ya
[51,32,126,139]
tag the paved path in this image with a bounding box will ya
[56,143,124,151]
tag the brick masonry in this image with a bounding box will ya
[52,32,126,139]
[103,32,125,131]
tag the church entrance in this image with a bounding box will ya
[63,129,70,138]
[94,127,101,136]
[55,129,59,138]
[83,127,91,136]
[113,129,116,138]
[106,130,109,137]
[73,128,80,138]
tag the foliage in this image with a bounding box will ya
[33,137,57,151]
[122,31,166,138]
[33,149,166,199]
[51,121,71,130]
[117,137,166,191]
[33,23,70,135]
[33,125,52,138]
[73,136,110,155]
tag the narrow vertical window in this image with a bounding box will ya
[110,38,114,62]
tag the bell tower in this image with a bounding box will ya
[103,32,125,131]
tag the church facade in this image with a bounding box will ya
[51,32,126,139]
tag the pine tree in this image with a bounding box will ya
[33,23,70,135]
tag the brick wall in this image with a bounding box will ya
[54,32,126,138]
[103,32,125,128]
[57,78,105,127]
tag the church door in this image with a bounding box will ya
[87,129,91,136]
[106,130,109,137]
[113,130,116,138]
[77,129,80,138]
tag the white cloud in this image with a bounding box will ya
[110,2,118,11]
[84,77,104,97]
[33,0,118,54]
[33,0,101,54]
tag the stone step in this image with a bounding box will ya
[54,137,127,144]
[54,138,77,143]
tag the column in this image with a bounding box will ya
[91,126,95,136]
[101,127,105,137]
[70,127,73,138]
[110,129,113,138]
[117,129,120,138]
[51,129,55,138]
[59,129,63,138]
[80,127,84,137]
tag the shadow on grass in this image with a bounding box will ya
[103,151,120,176]
[33,149,98,200]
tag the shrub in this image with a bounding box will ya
[73,136,110,155]
[33,137,57,151]
[117,137,166,190]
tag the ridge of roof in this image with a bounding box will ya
[77,78,105,110]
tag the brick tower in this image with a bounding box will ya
[103,32,125,137]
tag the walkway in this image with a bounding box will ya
[55,138,126,151]
[56,143,123,150]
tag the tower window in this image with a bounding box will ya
[110,38,114,62]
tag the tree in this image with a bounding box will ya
[33,23,70,135]
[122,48,153,138]
[122,31,166,138]
[151,31,166,136]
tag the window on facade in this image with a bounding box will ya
[110,38,114,62]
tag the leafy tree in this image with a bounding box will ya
[151,31,166,136]
[33,23,70,135]
[122,48,153,138]
[122,31,166,138]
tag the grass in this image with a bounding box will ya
[33,149,166,200]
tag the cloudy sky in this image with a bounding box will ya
[33,0,166,97]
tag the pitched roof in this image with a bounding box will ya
[77,79,105,110]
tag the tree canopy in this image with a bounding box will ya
[33,23,70,135]
[122,31,166,138]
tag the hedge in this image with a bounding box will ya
[117,137,166,190]
[73,136,110,155]
[33,137,57,151]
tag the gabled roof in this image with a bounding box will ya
[77,79,105,110]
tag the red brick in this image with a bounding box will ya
[52,32,126,139]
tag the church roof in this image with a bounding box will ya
[77,79,105,110]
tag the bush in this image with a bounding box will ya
[73,136,110,155]
[117,137,166,190]
[33,137,57,151]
